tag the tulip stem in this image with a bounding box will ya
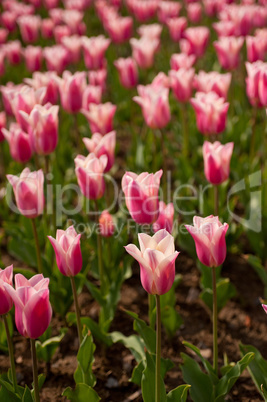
[155,294,161,402]
[148,293,155,329]
[3,315,18,393]
[30,338,40,402]
[214,185,219,216]
[94,201,105,293]
[31,219,42,274]
[181,103,189,158]
[212,267,218,376]
[249,107,257,164]
[70,276,83,346]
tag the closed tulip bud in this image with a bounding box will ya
[0,265,13,315]
[214,37,244,71]
[203,141,234,185]
[187,3,202,23]
[4,273,52,339]
[169,68,195,103]
[18,15,41,43]
[2,123,33,163]
[183,27,209,58]
[114,57,138,89]
[245,61,266,107]
[125,229,179,295]
[56,71,87,114]
[170,53,196,71]
[82,35,110,70]
[185,215,229,267]
[137,24,162,41]
[133,85,170,129]
[99,210,115,237]
[83,131,116,172]
[153,202,174,234]
[122,170,162,225]
[20,103,59,155]
[130,37,159,69]
[0,112,7,142]
[193,71,232,100]
[75,153,107,200]
[190,91,229,135]
[166,17,187,42]
[158,1,181,24]
[7,168,45,218]
[24,46,43,72]
[48,226,83,277]
[82,102,116,135]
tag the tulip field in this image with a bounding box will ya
[0,0,267,400]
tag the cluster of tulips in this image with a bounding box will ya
[0,0,267,400]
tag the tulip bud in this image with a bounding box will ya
[203,141,234,185]
[99,210,115,237]
[0,265,13,315]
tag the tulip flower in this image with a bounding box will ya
[246,36,266,63]
[43,45,69,74]
[187,3,202,23]
[41,18,54,39]
[24,46,43,72]
[17,15,41,43]
[82,35,110,70]
[2,123,33,163]
[56,71,87,114]
[0,265,14,315]
[169,68,195,103]
[203,141,234,186]
[88,69,107,93]
[0,28,8,44]
[170,53,196,71]
[262,304,267,315]
[114,57,138,89]
[75,153,107,200]
[105,16,133,44]
[1,11,17,32]
[61,35,82,64]
[151,72,170,90]
[213,21,236,38]
[137,23,162,41]
[153,202,174,234]
[82,85,102,109]
[0,112,7,142]
[166,17,187,42]
[122,170,162,225]
[190,91,229,136]
[214,37,244,71]
[1,83,21,116]
[83,131,116,172]
[82,102,116,135]
[183,26,210,58]
[130,37,159,69]
[54,25,72,44]
[4,40,22,65]
[0,50,5,76]
[24,71,58,105]
[133,85,170,129]
[129,0,158,22]
[125,229,179,295]
[158,1,181,24]
[193,71,232,100]
[99,210,115,237]
[20,103,59,156]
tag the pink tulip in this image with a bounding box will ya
[2,123,33,163]
[214,37,244,71]
[1,11,17,32]
[41,18,54,39]
[262,304,267,315]
[0,50,5,76]
[203,0,221,17]
[82,102,116,135]
[122,170,162,225]
[62,10,84,34]
[246,36,266,63]
[166,17,187,42]
[114,57,138,89]
[151,72,170,89]
[130,37,159,69]
[54,25,72,44]
[20,103,59,155]
[133,85,170,129]
[185,215,229,267]
[105,16,133,44]
[0,265,13,315]
[49,8,64,24]
[43,45,69,74]
[169,68,195,103]
[137,23,162,41]
[158,1,181,24]
[4,40,22,65]
[170,53,196,71]
[213,21,236,38]
[129,0,159,22]
[56,71,87,114]
[187,3,202,23]
[75,153,107,200]
[88,69,107,93]
[0,112,7,142]
[245,61,267,107]
[44,0,60,9]
[24,46,43,72]
[83,131,116,172]
[18,15,41,43]
[4,273,52,339]
[183,27,209,58]
[1,83,21,116]
[203,141,234,185]
[82,85,102,109]
[82,35,110,70]
[99,210,115,237]
[48,226,82,277]
[219,4,252,36]
[190,91,229,135]
[0,28,8,44]
[125,229,179,295]
[24,72,58,105]
[7,168,45,218]
[193,71,232,100]
[61,35,82,64]
[153,202,174,234]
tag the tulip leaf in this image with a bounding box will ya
[124,310,156,354]
[200,278,236,312]
[0,315,13,353]
[36,327,67,363]
[74,329,96,387]
[180,353,214,402]
[62,384,100,402]
[141,352,167,402]
[110,331,145,362]
[22,386,33,402]
[0,377,20,401]
[167,384,191,402]
[240,343,267,400]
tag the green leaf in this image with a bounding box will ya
[262,384,267,400]
[200,279,236,312]
[62,384,100,401]
[0,378,20,401]
[161,306,183,338]
[36,328,67,363]
[124,310,156,354]
[167,384,191,402]
[74,331,96,387]
[130,360,145,385]
[141,352,166,402]
[240,343,267,400]
[110,332,145,362]
[180,353,214,402]
[0,315,13,353]
[22,386,34,402]
[215,352,255,401]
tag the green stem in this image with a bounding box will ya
[155,294,161,402]
[94,200,105,293]
[3,315,17,393]
[31,219,42,274]
[148,293,155,329]
[70,276,83,346]
[249,107,257,164]
[181,103,189,158]
[212,267,218,375]
[30,338,40,402]
[214,185,219,216]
